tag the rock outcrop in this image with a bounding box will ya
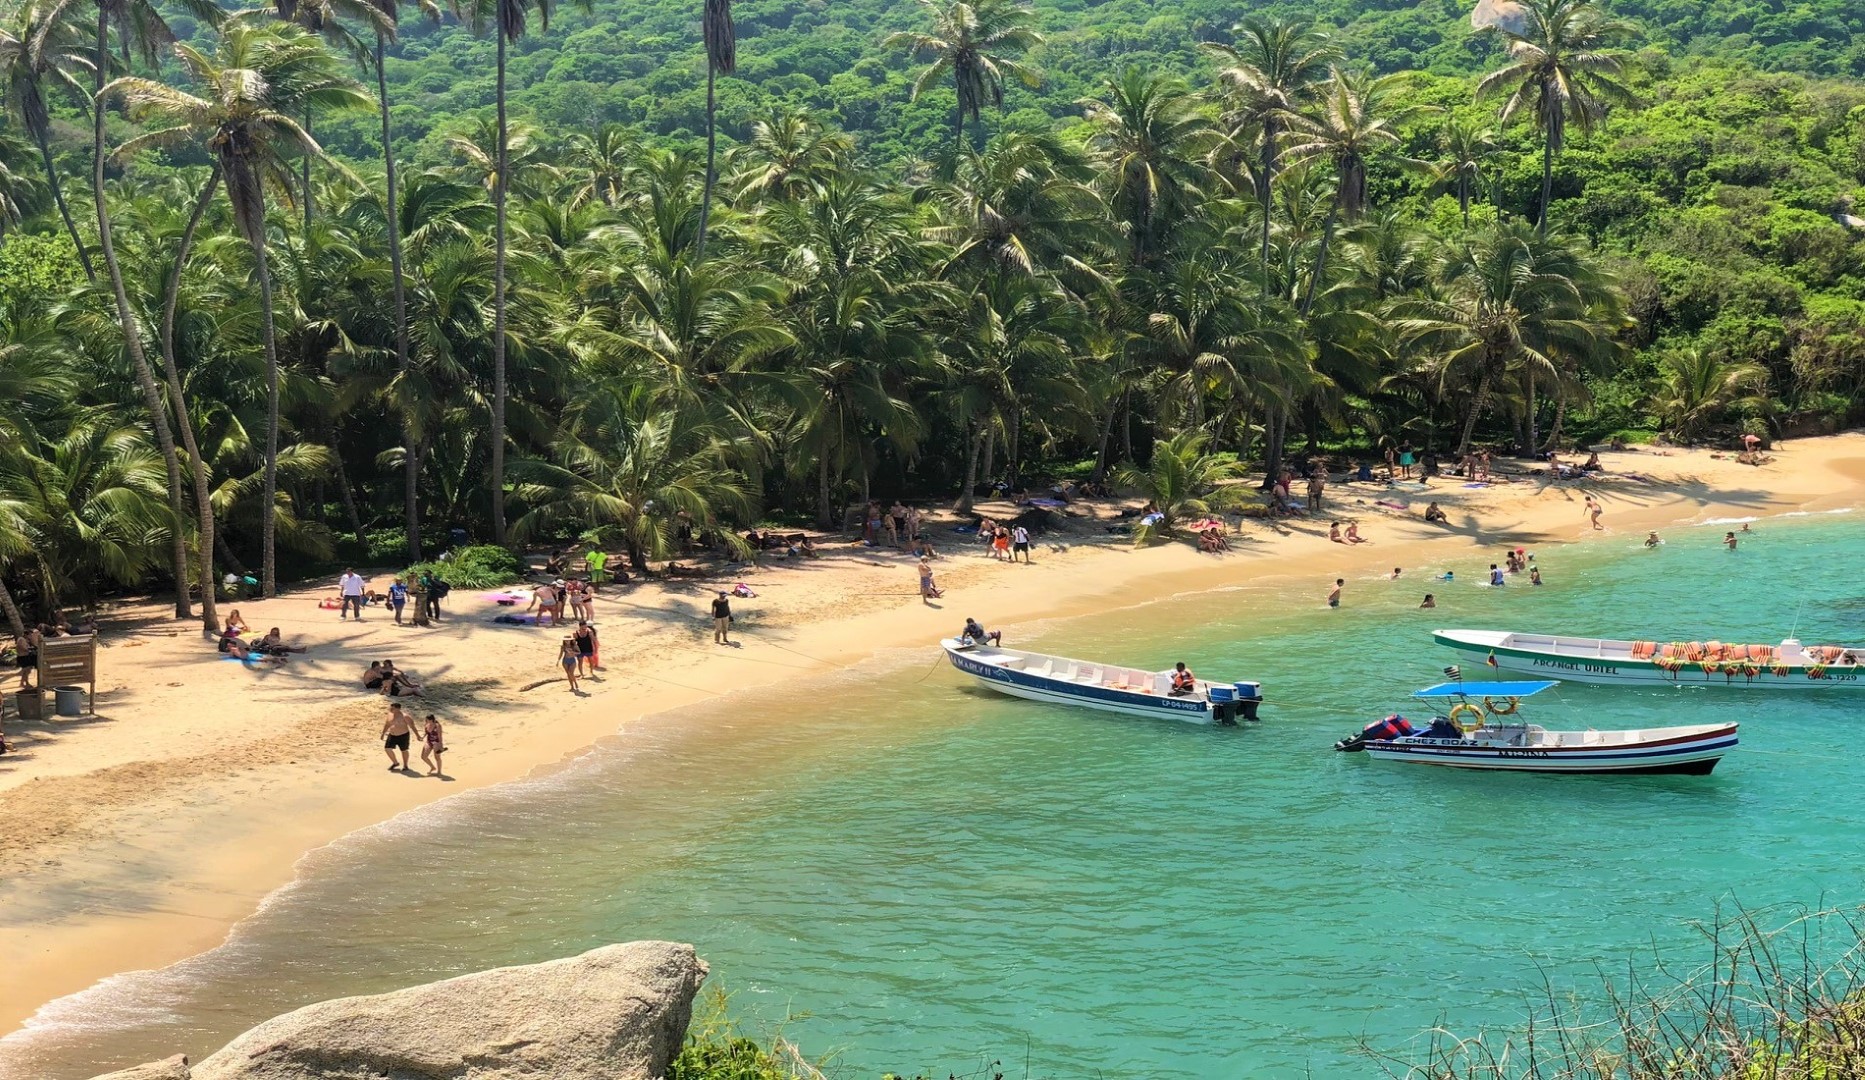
[1471,0,1531,35]
[89,1056,191,1080]
[88,941,707,1080]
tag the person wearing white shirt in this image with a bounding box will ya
[1011,525,1031,564]
[339,568,367,620]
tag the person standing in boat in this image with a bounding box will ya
[1170,663,1196,695]
[961,618,1001,646]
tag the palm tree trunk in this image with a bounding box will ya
[252,226,283,598]
[1458,175,1471,230]
[979,425,995,495]
[377,33,419,562]
[34,126,94,281]
[1537,130,1553,237]
[1524,366,1539,453]
[1007,405,1021,488]
[1542,386,1568,453]
[160,169,222,631]
[1261,405,1287,490]
[816,453,833,528]
[955,422,980,512]
[0,582,25,639]
[490,29,510,546]
[1457,370,1492,456]
[1091,391,1121,483]
[1299,196,1340,318]
[301,107,314,233]
[331,437,365,534]
[93,12,192,619]
[696,63,718,259]
[1258,126,1276,298]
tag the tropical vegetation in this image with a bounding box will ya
[0,0,1860,623]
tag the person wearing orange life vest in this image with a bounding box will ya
[1170,662,1197,696]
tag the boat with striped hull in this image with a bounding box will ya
[1340,680,1737,775]
[940,640,1262,725]
[1434,629,1865,690]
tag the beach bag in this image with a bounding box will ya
[434,579,451,598]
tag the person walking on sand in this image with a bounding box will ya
[419,713,446,776]
[558,637,582,692]
[388,576,409,625]
[1585,495,1604,530]
[381,702,415,771]
[1306,471,1325,512]
[1328,579,1344,608]
[339,568,366,620]
[712,591,734,645]
[1011,524,1031,563]
[573,620,599,676]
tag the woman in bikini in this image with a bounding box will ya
[558,637,582,692]
[992,526,1011,561]
[419,714,446,775]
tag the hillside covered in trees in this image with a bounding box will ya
[0,0,1860,623]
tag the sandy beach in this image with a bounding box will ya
[4,433,1863,1035]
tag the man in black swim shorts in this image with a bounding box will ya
[381,702,415,771]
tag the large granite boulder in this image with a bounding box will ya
[190,941,706,1080]
[89,1056,191,1080]
[1471,0,1532,35]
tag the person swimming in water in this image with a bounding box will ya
[1530,566,1543,585]
[1489,564,1505,587]
[1420,593,1437,608]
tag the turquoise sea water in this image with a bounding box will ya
[6,511,1865,1079]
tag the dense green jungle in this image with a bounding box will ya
[0,0,1859,626]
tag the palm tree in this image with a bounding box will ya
[109,14,371,596]
[727,107,851,204]
[510,385,757,570]
[1113,430,1249,545]
[1077,70,1213,268]
[694,0,735,258]
[1393,220,1616,455]
[1475,0,1636,235]
[922,129,1108,281]
[883,0,1043,154]
[0,417,172,613]
[365,0,440,559]
[565,122,639,208]
[265,0,391,231]
[455,0,591,546]
[1202,16,1339,295]
[89,0,222,620]
[1648,349,1769,443]
[1280,67,1421,315]
[1435,117,1498,229]
[1134,250,1303,433]
[0,1,94,278]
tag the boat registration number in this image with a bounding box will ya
[1493,750,1552,758]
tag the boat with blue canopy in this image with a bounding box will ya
[1335,674,1736,775]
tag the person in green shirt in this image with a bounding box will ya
[585,549,609,585]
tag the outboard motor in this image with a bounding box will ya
[1233,681,1263,722]
[1335,714,1412,752]
[1208,684,1239,726]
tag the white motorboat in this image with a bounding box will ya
[1434,629,1865,690]
[940,639,1262,725]
[1336,679,1737,775]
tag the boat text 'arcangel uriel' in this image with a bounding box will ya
[1434,629,1865,689]
[941,637,1263,725]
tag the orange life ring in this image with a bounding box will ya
[1742,664,1760,679]
[1773,664,1791,677]
[1700,661,1720,675]
[1808,664,1828,680]
[1483,696,1520,716]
